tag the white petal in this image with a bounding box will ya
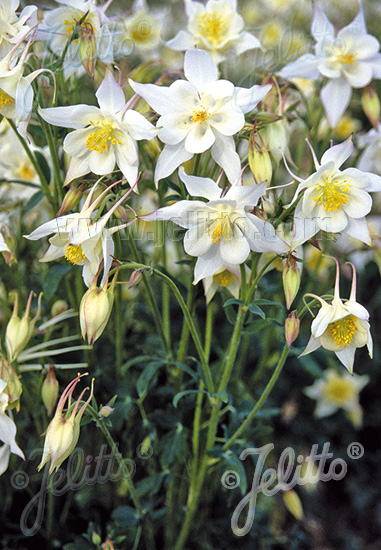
[344,216,371,245]
[209,104,245,136]
[38,105,99,129]
[128,79,173,115]
[193,246,224,284]
[25,215,75,240]
[225,181,267,207]
[361,172,381,191]
[278,54,320,81]
[234,31,262,55]
[178,167,221,201]
[64,128,92,158]
[320,78,352,128]
[184,122,216,153]
[184,225,213,256]
[337,5,367,39]
[0,445,11,476]
[314,402,338,418]
[234,84,272,114]
[320,137,354,168]
[211,134,241,184]
[166,30,197,51]
[319,208,348,233]
[335,347,356,374]
[344,61,373,88]
[88,148,116,175]
[96,71,126,113]
[311,5,335,44]
[142,200,205,227]
[154,143,193,185]
[344,190,372,218]
[245,214,289,253]
[122,110,157,140]
[101,230,114,287]
[299,335,321,356]
[115,141,138,186]
[184,49,218,90]
[219,226,250,264]
[64,155,91,185]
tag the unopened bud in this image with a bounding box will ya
[51,300,69,317]
[282,489,304,520]
[78,22,96,79]
[248,130,272,186]
[285,311,300,348]
[113,204,129,223]
[128,269,143,289]
[41,365,59,416]
[92,532,102,545]
[57,184,88,216]
[102,537,115,550]
[0,357,22,411]
[6,292,42,362]
[282,255,300,309]
[99,405,114,417]
[1,225,17,265]
[80,283,114,345]
[362,85,380,129]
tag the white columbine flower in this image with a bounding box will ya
[142,167,286,283]
[166,0,262,65]
[0,1,37,58]
[39,71,157,187]
[25,182,134,287]
[301,259,372,373]
[304,368,369,428]
[0,379,24,476]
[357,126,381,174]
[129,48,271,185]
[288,137,381,245]
[278,4,381,127]
[203,264,242,303]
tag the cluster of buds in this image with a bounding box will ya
[38,373,94,474]
[5,291,42,362]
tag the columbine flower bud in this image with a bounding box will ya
[0,357,22,411]
[6,292,42,362]
[78,21,96,79]
[56,183,88,216]
[362,85,380,129]
[102,537,115,550]
[51,300,69,318]
[285,311,300,348]
[41,365,59,416]
[1,225,17,265]
[99,405,114,417]
[128,269,143,289]
[282,489,304,520]
[80,280,115,345]
[282,255,300,310]
[248,129,272,186]
[38,373,94,474]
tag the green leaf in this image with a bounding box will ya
[35,151,51,183]
[43,264,72,302]
[248,303,266,319]
[122,355,165,372]
[137,362,162,397]
[243,319,269,333]
[223,298,245,308]
[24,190,45,211]
[158,424,188,467]
[136,472,166,498]
[212,391,229,404]
[111,506,140,526]
[254,408,282,419]
[173,389,207,408]
[251,299,284,309]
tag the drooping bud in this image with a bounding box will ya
[56,183,88,217]
[285,311,300,348]
[282,489,304,520]
[361,85,380,129]
[6,292,42,362]
[80,280,115,345]
[248,129,272,186]
[41,365,59,416]
[0,357,22,411]
[128,269,143,289]
[282,255,300,310]
[51,300,69,318]
[78,20,97,79]
[38,373,94,473]
[1,225,17,265]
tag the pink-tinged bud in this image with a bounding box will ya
[282,489,304,520]
[99,405,114,417]
[78,21,96,79]
[80,283,114,345]
[285,312,300,348]
[113,205,129,223]
[56,183,88,216]
[102,537,115,550]
[1,225,17,265]
[362,86,380,129]
[38,373,94,474]
[0,357,22,411]
[128,269,143,289]
[282,255,300,310]
[41,365,59,416]
[5,292,42,362]
[248,130,273,186]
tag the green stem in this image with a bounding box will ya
[115,283,123,378]
[37,113,63,208]
[223,344,289,451]
[160,222,171,350]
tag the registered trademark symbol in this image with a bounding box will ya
[347,442,364,459]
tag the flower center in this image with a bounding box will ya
[196,10,229,47]
[86,120,122,154]
[64,17,94,40]
[314,176,351,211]
[328,314,356,347]
[323,377,356,405]
[64,243,86,265]
[213,270,235,287]
[207,213,234,244]
[336,52,356,66]
[191,108,210,125]
[16,163,35,182]
[0,88,14,109]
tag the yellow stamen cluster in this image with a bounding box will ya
[314,176,350,211]
[0,88,14,109]
[213,270,235,287]
[197,11,229,46]
[16,163,35,182]
[207,214,233,244]
[328,314,356,347]
[337,53,356,66]
[64,243,86,265]
[191,108,210,125]
[64,18,94,39]
[86,120,122,154]
[323,376,356,405]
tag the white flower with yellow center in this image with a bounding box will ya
[0,379,24,476]
[278,4,381,127]
[142,167,286,283]
[289,137,381,245]
[304,368,369,428]
[166,0,262,65]
[25,182,134,287]
[0,0,37,58]
[203,264,243,303]
[130,48,271,185]
[39,71,157,187]
[301,259,372,373]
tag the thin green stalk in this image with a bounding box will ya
[200,151,212,177]
[223,344,289,451]
[160,221,171,350]
[86,405,156,550]
[37,112,63,207]
[115,283,123,378]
